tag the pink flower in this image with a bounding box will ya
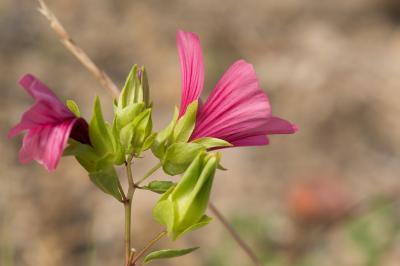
[177,30,297,147]
[8,74,89,171]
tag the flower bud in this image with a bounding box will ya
[153,152,219,240]
[113,65,154,157]
[118,65,150,108]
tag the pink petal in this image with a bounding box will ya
[265,116,298,135]
[230,135,269,147]
[191,60,272,146]
[177,30,205,117]
[18,118,78,171]
[8,74,74,137]
[9,74,89,171]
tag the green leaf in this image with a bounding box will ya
[192,137,232,149]
[89,97,115,156]
[144,181,176,194]
[152,107,179,158]
[89,166,123,201]
[66,99,80,117]
[173,101,198,142]
[143,247,199,264]
[162,142,205,175]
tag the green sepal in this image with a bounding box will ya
[111,118,125,165]
[170,153,217,237]
[140,66,150,106]
[119,65,150,108]
[89,96,115,156]
[64,140,123,201]
[173,101,198,142]
[143,247,199,264]
[141,132,157,153]
[115,102,144,128]
[66,99,80,117]
[153,187,175,235]
[192,137,232,149]
[131,108,153,156]
[89,165,123,202]
[63,140,99,172]
[162,142,205,175]
[143,181,176,194]
[153,152,219,240]
[119,65,140,108]
[177,215,212,239]
[152,107,179,158]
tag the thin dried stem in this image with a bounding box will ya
[130,231,166,265]
[208,202,263,266]
[35,2,262,265]
[37,0,120,98]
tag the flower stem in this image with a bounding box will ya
[124,201,132,266]
[208,202,262,266]
[130,231,167,265]
[124,157,135,266]
[135,162,162,186]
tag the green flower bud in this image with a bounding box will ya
[112,65,154,157]
[153,152,220,240]
[118,65,150,108]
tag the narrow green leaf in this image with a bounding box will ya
[144,181,176,194]
[143,247,199,264]
[66,99,80,117]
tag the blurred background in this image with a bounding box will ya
[1,0,400,265]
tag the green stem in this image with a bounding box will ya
[135,162,162,186]
[116,178,127,203]
[124,157,135,266]
[130,231,167,265]
[126,158,135,199]
[124,201,132,266]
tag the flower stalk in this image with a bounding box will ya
[124,157,135,266]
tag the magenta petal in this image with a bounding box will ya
[9,74,75,137]
[191,60,272,146]
[265,116,298,135]
[230,135,269,147]
[9,74,83,171]
[177,30,205,117]
[18,118,78,171]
